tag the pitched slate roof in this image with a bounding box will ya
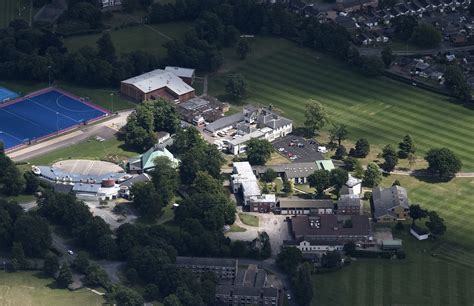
[372,185,410,218]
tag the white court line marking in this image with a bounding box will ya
[27,98,81,124]
[0,130,24,142]
[0,107,46,129]
[56,95,97,113]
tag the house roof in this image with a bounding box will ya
[121,69,194,96]
[205,112,244,133]
[253,162,317,179]
[372,185,410,218]
[337,194,362,208]
[291,215,371,238]
[345,174,362,187]
[119,173,151,188]
[138,146,179,170]
[164,66,195,78]
[72,183,101,193]
[279,197,334,209]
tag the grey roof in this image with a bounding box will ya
[37,165,124,184]
[257,109,293,130]
[121,69,194,95]
[253,162,317,179]
[372,186,410,219]
[205,112,244,133]
[179,97,209,111]
[345,174,362,187]
[216,286,278,298]
[120,173,151,188]
[279,197,334,209]
[176,256,237,267]
[72,183,101,193]
[291,215,371,238]
[337,194,362,208]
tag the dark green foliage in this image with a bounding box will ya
[382,144,399,172]
[84,264,110,289]
[108,285,144,306]
[164,294,181,306]
[329,124,348,146]
[334,145,347,160]
[343,242,356,256]
[225,73,247,101]
[330,168,349,194]
[381,46,393,67]
[393,15,418,41]
[344,156,359,171]
[444,65,472,102]
[246,138,274,165]
[0,151,25,196]
[130,182,164,219]
[150,157,179,204]
[97,33,116,63]
[363,163,382,187]
[398,134,415,158]
[144,283,161,301]
[411,24,441,48]
[396,250,406,259]
[23,172,39,194]
[321,251,342,268]
[261,168,278,183]
[236,38,251,59]
[0,199,23,250]
[425,211,446,237]
[276,247,303,275]
[359,56,384,77]
[179,141,224,185]
[425,148,462,178]
[394,221,404,231]
[292,262,313,306]
[43,254,60,277]
[304,100,329,136]
[73,251,90,273]
[11,242,29,270]
[57,263,73,288]
[351,138,370,158]
[13,215,51,257]
[409,204,427,226]
[308,170,330,196]
[392,179,401,186]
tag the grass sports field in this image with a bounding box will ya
[0,271,104,306]
[0,0,30,28]
[64,22,192,55]
[209,37,474,171]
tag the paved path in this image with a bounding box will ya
[384,169,474,178]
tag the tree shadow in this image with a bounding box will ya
[413,174,453,184]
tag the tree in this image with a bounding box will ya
[392,179,401,186]
[236,38,250,59]
[43,254,60,277]
[0,156,25,196]
[425,211,446,237]
[144,283,161,301]
[150,157,178,205]
[398,134,415,158]
[110,285,144,306]
[360,56,384,77]
[130,182,164,219]
[84,264,110,289]
[444,65,471,102]
[293,262,313,306]
[225,73,247,101]
[97,33,116,63]
[363,163,382,187]
[334,145,347,160]
[381,144,399,172]
[411,24,442,48]
[321,251,342,268]
[330,168,348,194]
[329,124,348,146]
[164,294,182,306]
[73,251,90,273]
[344,156,359,171]
[11,242,28,270]
[261,168,278,183]
[393,15,418,41]
[343,242,356,256]
[425,148,462,179]
[470,0,474,15]
[23,172,39,194]
[276,247,303,275]
[57,264,73,288]
[304,100,329,136]
[350,138,370,158]
[409,204,427,226]
[308,170,330,196]
[246,138,274,165]
[13,215,51,257]
[381,46,393,68]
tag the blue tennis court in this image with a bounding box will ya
[0,88,108,150]
[0,86,19,102]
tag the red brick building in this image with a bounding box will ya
[121,69,195,103]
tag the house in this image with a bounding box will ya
[248,194,277,213]
[164,66,195,85]
[372,185,410,222]
[410,225,430,240]
[336,0,379,12]
[285,215,372,253]
[341,174,362,196]
[230,162,261,206]
[337,194,362,215]
[276,197,334,215]
[127,145,179,174]
[120,69,195,103]
[176,257,238,280]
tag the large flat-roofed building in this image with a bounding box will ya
[176,257,238,280]
[121,69,195,103]
[276,197,334,215]
[253,162,317,185]
[230,162,261,206]
[164,66,195,85]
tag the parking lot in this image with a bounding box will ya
[272,135,325,162]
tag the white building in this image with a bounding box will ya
[230,162,261,206]
[341,174,362,196]
[102,0,121,7]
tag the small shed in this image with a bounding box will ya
[381,239,403,251]
[410,226,430,240]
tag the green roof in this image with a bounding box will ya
[382,239,403,246]
[141,147,179,170]
[316,160,335,171]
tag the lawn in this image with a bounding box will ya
[208,36,474,171]
[0,0,30,28]
[229,224,247,233]
[64,22,193,56]
[0,80,136,112]
[28,137,138,165]
[238,213,259,227]
[312,230,474,306]
[0,271,104,306]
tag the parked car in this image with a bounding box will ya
[278,147,285,152]
[289,142,295,147]
[67,250,74,256]
[297,143,304,148]
[290,155,298,160]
